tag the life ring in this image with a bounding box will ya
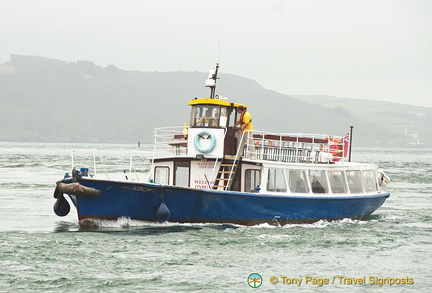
[194,131,216,153]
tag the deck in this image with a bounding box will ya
[153,126,348,163]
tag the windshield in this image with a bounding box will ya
[190,105,221,127]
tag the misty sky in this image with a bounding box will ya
[2,0,431,107]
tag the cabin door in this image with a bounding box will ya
[174,162,190,187]
[224,128,237,156]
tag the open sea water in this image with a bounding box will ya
[0,142,431,292]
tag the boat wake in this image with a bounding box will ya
[53,215,390,235]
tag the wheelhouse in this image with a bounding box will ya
[188,98,244,129]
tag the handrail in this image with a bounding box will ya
[152,126,349,164]
[71,149,103,177]
[153,126,189,157]
[223,131,247,190]
[209,127,228,188]
[71,149,153,181]
[244,131,349,163]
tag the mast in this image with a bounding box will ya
[348,126,354,162]
[205,63,219,99]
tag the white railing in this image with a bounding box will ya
[151,127,349,164]
[243,131,349,163]
[153,126,189,157]
[70,149,153,181]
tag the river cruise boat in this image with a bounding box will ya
[53,64,390,226]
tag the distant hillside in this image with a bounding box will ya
[293,95,432,146]
[0,55,430,146]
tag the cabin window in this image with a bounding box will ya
[245,169,261,192]
[220,107,228,127]
[191,106,200,126]
[174,162,189,187]
[346,170,363,193]
[328,171,348,194]
[267,168,287,192]
[288,170,309,193]
[191,105,220,127]
[309,170,329,193]
[154,166,170,185]
[228,107,237,127]
[363,170,377,192]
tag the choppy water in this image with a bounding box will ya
[0,142,431,292]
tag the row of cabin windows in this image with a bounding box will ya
[267,169,378,194]
[155,165,259,192]
[154,165,378,194]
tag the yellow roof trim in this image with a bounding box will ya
[187,98,247,108]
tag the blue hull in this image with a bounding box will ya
[64,178,390,225]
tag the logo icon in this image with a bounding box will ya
[248,273,262,288]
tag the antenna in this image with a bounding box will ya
[204,63,219,99]
[218,41,221,64]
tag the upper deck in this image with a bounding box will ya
[155,63,351,164]
[153,126,349,164]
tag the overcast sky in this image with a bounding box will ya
[2,0,431,107]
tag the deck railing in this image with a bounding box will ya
[243,131,348,163]
[153,126,189,157]
[70,149,153,181]
[152,126,349,163]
